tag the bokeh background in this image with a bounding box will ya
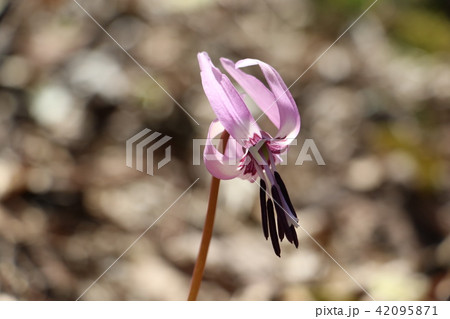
[0,0,449,301]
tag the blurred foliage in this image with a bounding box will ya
[372,124,444,191]
[392,9,450,53]
[319,0,373,12]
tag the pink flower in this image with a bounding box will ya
[198,52,301,256]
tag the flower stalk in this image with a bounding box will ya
[187,130,230,301]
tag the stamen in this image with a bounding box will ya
[274,171,298,219]
[289,225,299,248]
[259,179,268,240]
[267,199,281,257]
[276,209,285,241]
[272,185,298,247]
[271,185,290,242]
[284,223,295,245]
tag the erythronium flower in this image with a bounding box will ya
[198,51,301,257]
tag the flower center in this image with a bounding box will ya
[249,139,270,166]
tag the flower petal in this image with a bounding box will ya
[235,58,300,143]
[198,52,261,146]
[204,119,243,180]
[220,58,281,129]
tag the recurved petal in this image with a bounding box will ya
[220,57,281,129]
[198,52,261,146]
[235,58,300,143]
[204,119,242,180]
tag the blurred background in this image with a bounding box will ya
[0,0,449,300]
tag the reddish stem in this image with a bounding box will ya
[187,130,230,301]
